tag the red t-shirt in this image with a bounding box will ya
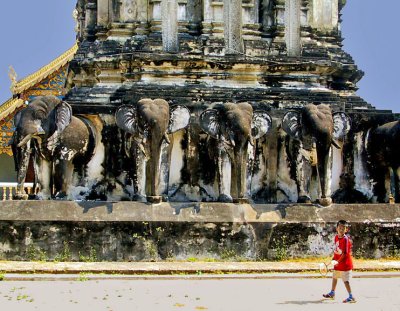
[333,234,353,271]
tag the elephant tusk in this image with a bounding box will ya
[34,135,43,145]
[163,133,171,144]
[332,139,342,149]
[138,143,149,160]
[220,137,231,149]
[300,148,318,166]
[133,136,150,160]
[228,132,236,147]
[17,134,33,148]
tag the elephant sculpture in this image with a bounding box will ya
[366,120,400,202]
[11,95,96,200]
[282,103,350,206]
[115,98,190,203]
[200,102,272,203]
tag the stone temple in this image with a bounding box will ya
[0,1,399,261]
[63,0,396,204]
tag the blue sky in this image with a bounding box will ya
[0,1,398,112]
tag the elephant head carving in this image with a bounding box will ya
[200,102,272,202]
[115,98,190,202]
[282,104,350,205]
[11,95,96,200]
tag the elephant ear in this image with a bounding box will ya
[115,105,137,134]
[47,101,72,151]
[168,105,190,133]
[55,101,72,133]
[282,111,301,139]
[199,109,220,138]
[332,112,351,148]
[251,111,272,139]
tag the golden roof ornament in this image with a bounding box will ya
[8,65,17,90]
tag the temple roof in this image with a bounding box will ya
[10,42,78,95]
[0,97,24,121]
[0,42,78,119]
[0,42,78,155]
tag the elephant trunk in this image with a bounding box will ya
[146,137,163,200]
[316,143,332,206]
[232,144,248,202]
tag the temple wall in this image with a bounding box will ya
[0,202,399,261]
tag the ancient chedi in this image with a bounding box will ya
[11,0,399,205]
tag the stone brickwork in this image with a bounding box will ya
[0,202,399,261]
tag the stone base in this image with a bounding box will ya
[13,193,29,200]
[233,198,250,204]
[146,196,163,204]
[0,201,399,261]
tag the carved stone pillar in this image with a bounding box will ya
[177,0,189,35]
[310,0,338,30]
[211,1,224,36]
[135,0,149,35]
[150,0,162,33]
[162,0,179,52]
[224,0,244,54]
[97,0,109,26]
[85,0,98,41]
[201,1,224,37]
[307,0,340,48]
[285,0,301,56]
[75,0,86,41]
[242,0,262,39]
[120,0,136,22]
[260,0,275,38]
[97,0,110,39]
[186,0,202,36]
[273,0,286,44]
[300,0,312,46]
[108,0,136,38]
[202,0,213,34]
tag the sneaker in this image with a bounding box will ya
[343,297,356,303]
[323,292,335,299]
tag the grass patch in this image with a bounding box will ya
[76,272,89,281]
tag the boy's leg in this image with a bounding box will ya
[331,270,339,291]
[323,272,338,298]
[342,271,356,303]
[344,281,352,294]
[331,278,338,291]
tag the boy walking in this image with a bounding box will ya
[323,220,356,303]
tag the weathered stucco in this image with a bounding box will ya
[0,202,399,261]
